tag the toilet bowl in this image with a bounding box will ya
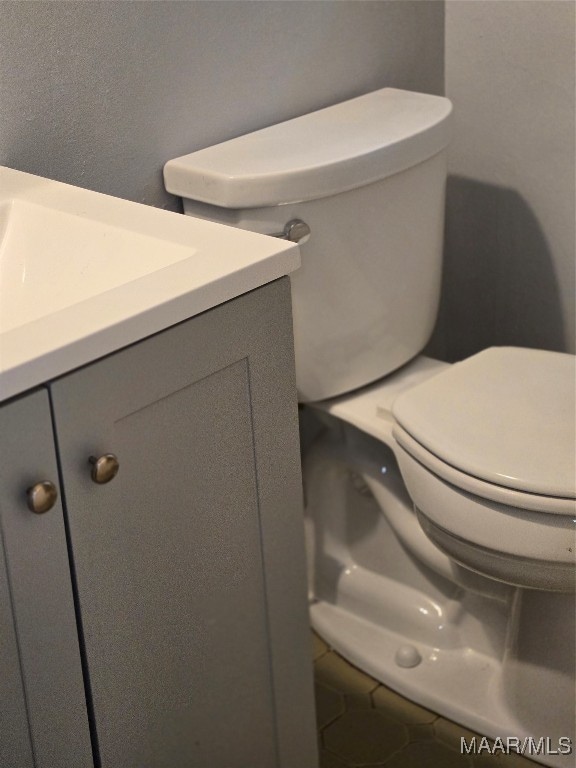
[393,346,576,593]
[164,87,576,765]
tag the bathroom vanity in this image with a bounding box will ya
[0,167,317,768]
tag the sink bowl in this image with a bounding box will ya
[0,198,194,334]
[0,167,299,400]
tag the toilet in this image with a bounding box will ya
[164,88,576,765]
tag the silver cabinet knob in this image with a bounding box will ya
[26,481,58,514]
[89,454,119,484]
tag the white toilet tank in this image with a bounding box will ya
[164,88,452,401]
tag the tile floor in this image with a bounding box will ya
[312,632,537,768]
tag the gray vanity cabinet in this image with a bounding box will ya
[0,278,317,768]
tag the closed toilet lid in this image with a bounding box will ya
[392,347,576,499]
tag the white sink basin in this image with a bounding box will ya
[0,167,299,400]
[0,198,195,334]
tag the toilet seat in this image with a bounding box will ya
[392,423,575,516]
[392,346,576,502]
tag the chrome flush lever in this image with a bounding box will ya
[270,219,311,244]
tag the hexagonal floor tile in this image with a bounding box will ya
[315,652,379,696]
[344,692,373,710]
[313,632,330,661]
[372,684,437,725]
[323,709,408,765]
[406,723,436,743]
[434,717,482,751]
[316,680,346,730]
[319,748,352,768]
[383,740,474,768]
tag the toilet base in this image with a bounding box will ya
[311,589,572,768]
[303,417,575,768]
[311,600,548,767]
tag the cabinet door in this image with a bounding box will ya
[49,280,316,768]
[0,390,92,768]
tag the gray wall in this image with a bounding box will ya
[436,0,575,359]
[4,1,571,360]
[0,0,444,212]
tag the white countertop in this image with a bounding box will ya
[0,166,299,401]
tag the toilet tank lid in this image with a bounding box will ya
[163,88,452,208]
[392,347,576,500]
